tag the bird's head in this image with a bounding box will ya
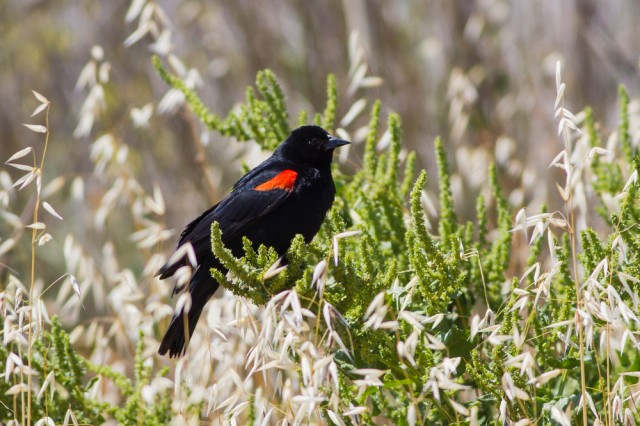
[275,125,350,168]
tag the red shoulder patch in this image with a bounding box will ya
[254,169,298,192]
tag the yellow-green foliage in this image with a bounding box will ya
[2,64,640,425]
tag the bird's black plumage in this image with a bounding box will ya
[157,125,349,357]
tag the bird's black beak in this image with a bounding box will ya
[326,136,351,150]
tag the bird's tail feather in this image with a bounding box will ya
[158,301,205,357]
[158,270,218,357]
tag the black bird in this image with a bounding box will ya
[157,125,350,357]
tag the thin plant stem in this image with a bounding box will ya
[27,101,50,426]
[560,105,588,426]
[606,323,611,426]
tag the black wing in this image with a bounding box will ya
[157,160,297,279]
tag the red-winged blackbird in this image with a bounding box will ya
[157,125,350,357]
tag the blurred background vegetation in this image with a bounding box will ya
[3,0,639,204]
